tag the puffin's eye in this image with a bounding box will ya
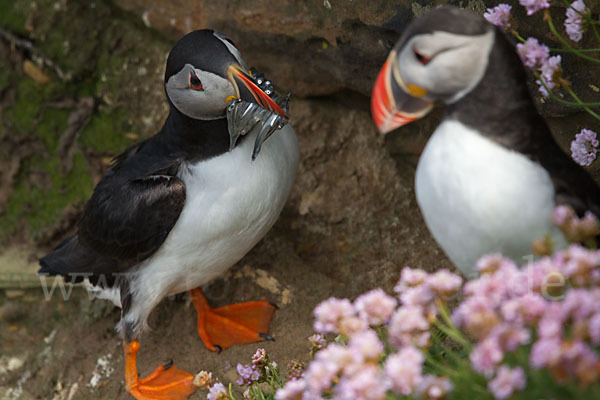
[190,72,204,91]
[413,47,431,65]
[225,38,237,49]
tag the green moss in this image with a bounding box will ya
[79,108,134,154]
[0,0,171,245]
[0,153,93,242]
[36,108,70,152]
[6,78,42,134]
[5,77,70,135]
[0,0,28,35]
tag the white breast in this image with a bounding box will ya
[127,124,298,316]
[415,119,566,278]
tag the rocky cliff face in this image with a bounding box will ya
[1,1,599,398]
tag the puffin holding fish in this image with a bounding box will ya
[39,30,299,399]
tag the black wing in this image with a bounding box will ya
[39,140,186,279]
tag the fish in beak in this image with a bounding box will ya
[226,65,290,159]
[371,50,433,135]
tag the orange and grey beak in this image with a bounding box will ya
[371,51,433,134]
[227,64,288,119]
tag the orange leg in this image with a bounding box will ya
[124,341,197,400]
[190,287,276,352]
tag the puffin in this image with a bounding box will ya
[39,30,299,399]
[371,6,600,278]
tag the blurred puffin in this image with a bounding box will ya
[371,7,600,277]
[39,30,299,399]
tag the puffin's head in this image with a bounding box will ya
[371,7,495,134]
[164,29,286,121]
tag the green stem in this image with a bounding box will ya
[561,0,597,25]
[433,319,471,350]
[271,366,284,388]
[512,31,526,43]
[551,47,600,53]
[563,84,600,120]
[228,383,237,400]
[533,71,600,110]
[424,355,458,377]
[512,26,600,53]
[592,23,600,42]
[435,300,472,350]
[546,11,600,63]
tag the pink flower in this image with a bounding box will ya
[395,267,429,292]
[470,337,504,376]
[354,288,397,325]
[561,288,599,320]
[500,293,547,324]
[275,379,306,400]
[490,323,531,351]
[519,0,551,15]
[207,383,228,400]
[576,213,600,241]
[399,285,435,308]
[516,38,549,69]
[527,257,568,295]
[236,363,261,385]
[552,205,575,226]
[427,269,463,297]
[315,343,358,375]
[304,358,338,395]
[452,296,500,339]
[476,253,513,274]
[571,129,599,166]
[537,304,565,338]
[286,360,305,381]
[488,365,526,399]
[530,337,562,368]
[537,55,561,97]
[463,273,511,307]
[565,0,587,42]
[252,348,268,367]
[348,329,384,361]
[415,375,453,399]
[335,365,387,400]
[308,334,326,353]
[313,297,355,333]
[338,316,369,337]
[388,306,431,348]
[384,347,424,395]
[589,313,600,344]
[484,4,512,30]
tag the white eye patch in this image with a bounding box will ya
[398,29,495,102]
[165,63,236,120]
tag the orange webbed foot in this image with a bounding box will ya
[190,287,276,351]
[124,341,197,400]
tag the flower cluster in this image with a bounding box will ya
[484,4,512,30]
[516,37,562,97]
[236,363,261,386]
[486,1,598,167]
[452,246,600,397]
[571,128,599,167]
[207,382,228,400]
[564,0,588,42]
[519,0,550,16]
[276,270,462,400]
[206,348,285,400]
[273,227,600,400]
[552,204,600,243]
[208,210,600,400]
